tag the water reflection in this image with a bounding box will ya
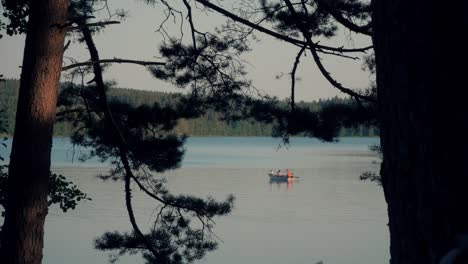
[37,137,388,264]
[269,178,296,190]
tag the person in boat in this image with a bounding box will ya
[269,169,274,176]
[286,169,292,178]
[277,169,282,176]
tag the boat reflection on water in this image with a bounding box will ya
[269,178,294,190]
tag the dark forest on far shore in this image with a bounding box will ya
[0,79,378,137]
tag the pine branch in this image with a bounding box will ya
[62,59,165,71]
[290,45,306,112]
[78,19,231,262]
[67,20,120,31]
[283,0,375,103]
[79,20,163,260]
[315,0,372,36]
[182,0,197,49]
[194,0,372,53]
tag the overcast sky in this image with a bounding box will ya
[0,0,373,101]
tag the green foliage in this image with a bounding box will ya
[0,172,91,217]
[0,101,90,219]
[48,173,91,212]
[0,0,29,38]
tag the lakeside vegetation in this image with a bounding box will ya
[0,79,378,137]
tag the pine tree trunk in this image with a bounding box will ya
[372,1,468,263]
[0,0,69,263]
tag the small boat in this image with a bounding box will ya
[268,172,298,182]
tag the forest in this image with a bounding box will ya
[0,79,378,137]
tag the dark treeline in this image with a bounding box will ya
[0,79,378,137]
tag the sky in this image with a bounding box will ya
[0,0,373,101]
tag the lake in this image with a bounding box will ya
[1,137,389,264]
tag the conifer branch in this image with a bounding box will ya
[78,18,231,262]
[67,20,120,31]
[291,45,306,112]
[315,48,360,60]
[314,0,372,36]
[182,0,197,49]
[79,20,163,260]
[283,0,375,103]
[62,59,165,71]
[194,0,371,53]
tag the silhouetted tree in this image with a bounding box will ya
[373,1,468,263]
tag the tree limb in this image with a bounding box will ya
[194,0,372,53]
[79,20,163,260]
[62,59,165,71]
[182,0,197,49]
[291,45,306,112]
[315,0,372,36]
[283,0,375,103]
[67,20,120,31]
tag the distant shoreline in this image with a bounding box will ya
[1,79,379,138]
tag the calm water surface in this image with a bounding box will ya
[2,137,389,263]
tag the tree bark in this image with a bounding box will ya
[0,0,69,263]
[372,1,468,263]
